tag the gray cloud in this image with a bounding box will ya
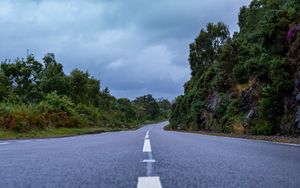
[0,0,251,100]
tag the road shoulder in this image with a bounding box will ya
[164,126,300,145]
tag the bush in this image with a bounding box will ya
[191,101,205,123]
[42,111,88,129]
[214,95,230,119]
[0,103,39,132]
[38,92,75,115]
[0,100,88,133]
[75,104,102,125]
[250,121,274,135]
[233,63,249,84]
[259,85,283,120]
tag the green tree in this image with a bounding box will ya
[99,87,115,109]
[69,69,89,103]
[189,22,230,76]
[134,94,160,120]
[69,69,102,105]
[1,54,43,102]
[86,77,101,106]
[116,98,136,122]
[0,71,12,101]
[39,53,70,96]
[158,98,172,118]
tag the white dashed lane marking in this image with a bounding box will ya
[138,129,163,188]
[145,130,149,139]
[137,176,163,188]
[0,142,9,145]
[143,139,152,152]
[142,159,156,163]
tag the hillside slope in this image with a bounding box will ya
[170,0,300,135]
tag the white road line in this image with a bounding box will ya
[17,140,30,143]
[142,159,156,163]
[139,129,163,188]
[145,130,149,139]
[137,176,162,188]
[0,142,9,145]
[143,139,152,152]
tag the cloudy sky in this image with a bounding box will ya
[0,0,251,100]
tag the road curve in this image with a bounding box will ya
[1,122,300,188]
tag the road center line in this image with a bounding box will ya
[143,139,152,152]
[145,130,149,139]
[142,159,156,163]
[138,129,163,188]
[137,176,162,188]
[146,152,154,176]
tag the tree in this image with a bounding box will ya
[86,77,101,106]
[158,98,172,118]
[133,94,160,120]
[0,54,43,102]
[39,53,70,96]
[69,69,102,105]
[99,87,115,109]
[158,98,171,110]
[116,98,136,122]
[69,69,89,103]
[0,71,12,101]
[189,22,230,76]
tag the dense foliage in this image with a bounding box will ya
[0,53,171,133]
[170,0,300,135]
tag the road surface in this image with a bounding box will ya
[1,122,300,188]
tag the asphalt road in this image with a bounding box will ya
[1,121,300,188]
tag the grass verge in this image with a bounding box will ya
[0,127,124,140]
[0,120,166,140]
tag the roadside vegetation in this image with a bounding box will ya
[169,0,300,136]
[0,53,171,139]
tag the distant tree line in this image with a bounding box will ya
[0,53,171,133]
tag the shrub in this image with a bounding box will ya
[38,92,75,115]
[233,63,249,84]
[0,100,88,132]
[191,101,205,123]
[0,103,36,132]
[250,120,274,135]
[259,85,283,121]
[75,104,102,125]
